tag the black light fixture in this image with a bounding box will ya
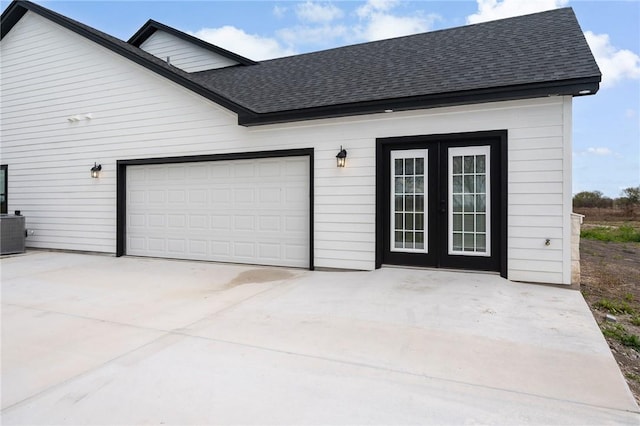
[91,162,102,178]
[336,146,347,168]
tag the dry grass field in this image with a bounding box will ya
[575,207,640,404]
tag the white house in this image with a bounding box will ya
[0,1,601,284]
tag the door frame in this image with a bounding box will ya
[116,148,315,270]
[0,165,7,214]
[375,130,507,278]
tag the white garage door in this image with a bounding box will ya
[126,156,310,267]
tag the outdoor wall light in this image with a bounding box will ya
[91,162,102,178]
[336,146,347,168]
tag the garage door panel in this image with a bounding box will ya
[168,190,186,203]
[168,214,186,228]
[190,240,207,255]
[126,156,310,267]
[258,216,280,231]
[188,165,208,179]
[148,238,164,252]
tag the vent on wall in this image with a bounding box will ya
[0,214,26,255]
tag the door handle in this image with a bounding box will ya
[440,200,446,214]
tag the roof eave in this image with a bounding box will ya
[127,19,158,47]
[239,77,601,127]
[0,1,28,38]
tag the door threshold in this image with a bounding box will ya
[381,264,500,275]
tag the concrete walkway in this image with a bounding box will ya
[1,251,638,425]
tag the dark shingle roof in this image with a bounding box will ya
[191,7,600,117]
[2,2,600,126]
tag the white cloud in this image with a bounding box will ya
[273,5,287,19]
[276,0,437,48]
[356,0,400,18]
[625,109,637,119]
[584,31,640,88]
[277,24,349,47]
[191,26,295,61]
[587,147,612,156]
[466,0,568,24]
[296,2,344,23]
[356,13,434,41]
[354,0,438,42]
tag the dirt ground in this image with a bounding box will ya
[577,209,640,404]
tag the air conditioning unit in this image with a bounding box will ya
[1,214,26,255]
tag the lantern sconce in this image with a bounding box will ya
[336,146,347,168]
[91,162,102,178]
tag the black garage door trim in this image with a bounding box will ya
[116,148,315,269]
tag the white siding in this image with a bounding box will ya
[0,11,574,283]
[139,30,239,72]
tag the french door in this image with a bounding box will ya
[377,133,505,274]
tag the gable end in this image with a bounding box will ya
[128,19,257,66]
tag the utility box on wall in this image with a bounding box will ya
[0,214,26,255]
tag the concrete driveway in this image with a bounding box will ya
[1,251,638,425]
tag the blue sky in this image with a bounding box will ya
[2,0,638,197]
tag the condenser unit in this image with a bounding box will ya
[1,214,26,255]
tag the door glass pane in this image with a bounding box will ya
[476,194,486,212]
[464,175,474,193]
[453,233,462,251]
[415,176,424,193]
[395,177,403,193]
[453,176,462,193]
[453,157,462,174]
[405,195,414,211]
[453,214,462,232]
[463,233,474,251]
[395,195,403,211]
[476,234,486,251]
[463,195,474,212]
[464,156,474,173]
[405,213,414,230]
[405,232,414,249]
[395,213,403,229]
[395,159,403,175]
[449,146,490,256]
[405,177,414,193]
[452,195,462,212]
[391,150,428,253]
[464,214,474,232]
[405,159,414,175]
